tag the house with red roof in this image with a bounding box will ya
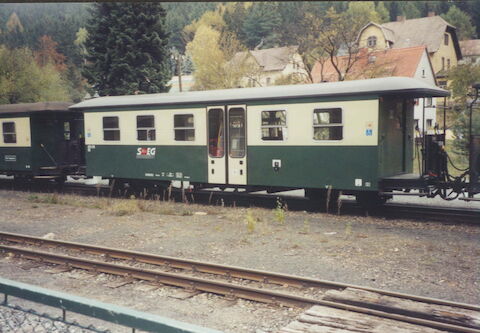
[311,46,437,132]
[356,13,462,89]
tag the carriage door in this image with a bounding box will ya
[207,106,226,184]
[227,105,247,185]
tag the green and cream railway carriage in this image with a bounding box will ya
[0,102,84,180]
[70,77,449,201]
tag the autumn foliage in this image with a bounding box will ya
[35,35,66,72]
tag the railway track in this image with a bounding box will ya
[1,177,479,225]
[0,232,479,333]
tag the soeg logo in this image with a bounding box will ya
[136,147,156,159]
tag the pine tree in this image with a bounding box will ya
[242,2,282,49]
[442,6,476,40]
[84,3,171,96]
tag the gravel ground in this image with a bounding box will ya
[0,190,478,332]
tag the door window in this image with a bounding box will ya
[208,108,224,157]
[228,108,246,158]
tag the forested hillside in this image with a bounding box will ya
[0,1,479,102]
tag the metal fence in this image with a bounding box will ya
[0,277,222,333]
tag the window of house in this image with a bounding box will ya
[313,108,343,141]
[442,57,445,70]
[2,122,16,143]
[103,116,120,141]
[367,36,377,48]
[444,33,449,46]
[414,119,419,130]
[266,77,271,85]
[438,80,447,89]
[137,115,155,141]
[425,97,433,107]
[426,119,433,129]
[261,110,286,141]
[447,58,451,69]
[174,114,194,141]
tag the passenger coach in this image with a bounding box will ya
[70,77,449,204]
[0,102,84,181]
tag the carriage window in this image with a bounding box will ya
[174,114,194,141]
[103,116,120,141]
[313,108,343,141]
[208,108,224,157]
[229,107,246,158]
[261,110,286,141]
[2,122,16,143]
[137,115,155,141]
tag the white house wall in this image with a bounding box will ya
[413,50,437,132]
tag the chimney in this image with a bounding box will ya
[396,16,406,22]
[427,11,436,17]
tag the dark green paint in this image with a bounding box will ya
[0,112,84,175]
[0,147,31,172]
[247,146,379,190]
[86,145,207,182]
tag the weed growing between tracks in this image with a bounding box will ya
[26,193,206,217]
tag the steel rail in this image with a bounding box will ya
[1,244,479,333]
[1,231,479,313]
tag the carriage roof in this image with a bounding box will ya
[70,77,449,111]
[0,102,73,116]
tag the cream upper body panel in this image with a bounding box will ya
[0,117,31,148]
[247,99,379,146]
[84,108,206,146]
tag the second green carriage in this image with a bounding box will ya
[0,102,85,181]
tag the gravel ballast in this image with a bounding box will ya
[0,190,478,332]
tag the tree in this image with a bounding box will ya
[186,25,251,90]
[35,35,66,71]
[0,46,69,104]
[306,7,364,82]
[447,64,480,157]
[398,2,421,19]
[74,27,88,66]
[376,2,390,23]
[84,3,171,96]
[345,2,380,28]
[242,2,282,49]
[183,8,226,45]
[441,6,476,40]
[223,2,247,42]
[3,12,25,48]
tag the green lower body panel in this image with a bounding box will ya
[247,146,379,191]
[0,147,32,173]
[86,145,207,183]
